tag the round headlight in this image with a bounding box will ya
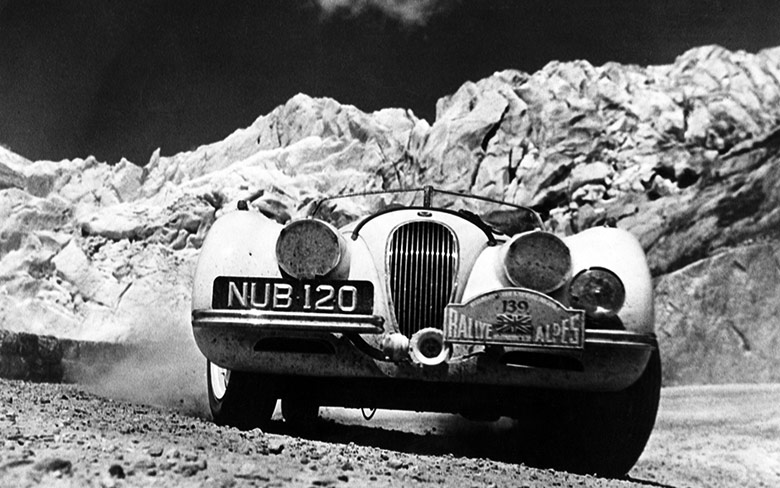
[502,231,571,293]
[276,219,344,279]
[569,267,625,317]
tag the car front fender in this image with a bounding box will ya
[564,227,654,334]
[192,211,284,311]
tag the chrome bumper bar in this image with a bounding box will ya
[192,309,385,334]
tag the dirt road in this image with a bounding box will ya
[1,378,778,487]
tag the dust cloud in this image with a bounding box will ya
[79,314,210,419]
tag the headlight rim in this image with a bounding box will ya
[501,230,572,294]
[275,218,344,280]
[568,266,626,318]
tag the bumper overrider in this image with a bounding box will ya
[192,285,656,392]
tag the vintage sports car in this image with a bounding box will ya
[191,186,661,476]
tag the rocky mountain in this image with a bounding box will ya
[2,44,780,386]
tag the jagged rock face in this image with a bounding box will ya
[655,243,780,384]
[1,45,779,383]
[0,98,424,344]
[417,45,780,277]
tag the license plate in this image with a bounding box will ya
[212,277,374,314]
[443,289,585,349]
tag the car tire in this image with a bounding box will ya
[207,360,276,430]
[281,398,320,426]
[518,349,662,477]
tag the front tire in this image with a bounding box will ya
[207,361,276,430]
[518,349,662,477]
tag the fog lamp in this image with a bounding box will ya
[569,267,625,317]
[502,231,571,293]
[276,219,344,279]
[409,328,451,366]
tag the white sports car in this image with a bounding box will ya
[191,186,660,476]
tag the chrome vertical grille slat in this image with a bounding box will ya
[388,221,457,337]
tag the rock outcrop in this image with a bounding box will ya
[0,329,135,383]
[1,45,780,385]
[655,243,780,385]
[417,45,780,277]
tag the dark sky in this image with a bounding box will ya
[1,0,779,163]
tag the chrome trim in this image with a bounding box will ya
[486,330,656,347]
[450,330,657,352]
[192,309,384,334]
[386,221,459,337]
[584,330,658,348]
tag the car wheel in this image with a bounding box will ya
[518,349,662,477]
[281,398,320,425]
[207,360,276,430]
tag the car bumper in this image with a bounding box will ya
[192,309,656,393]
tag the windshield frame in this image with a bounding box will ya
[307,186,545,238]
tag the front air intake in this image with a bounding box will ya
[387,221,458,337]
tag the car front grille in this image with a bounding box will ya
[387,221,458,337]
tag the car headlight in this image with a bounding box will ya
[569,267,625,317]
[276,219,345,279]
[502,231,571,293]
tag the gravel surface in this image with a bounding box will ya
[0,378,778,487]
